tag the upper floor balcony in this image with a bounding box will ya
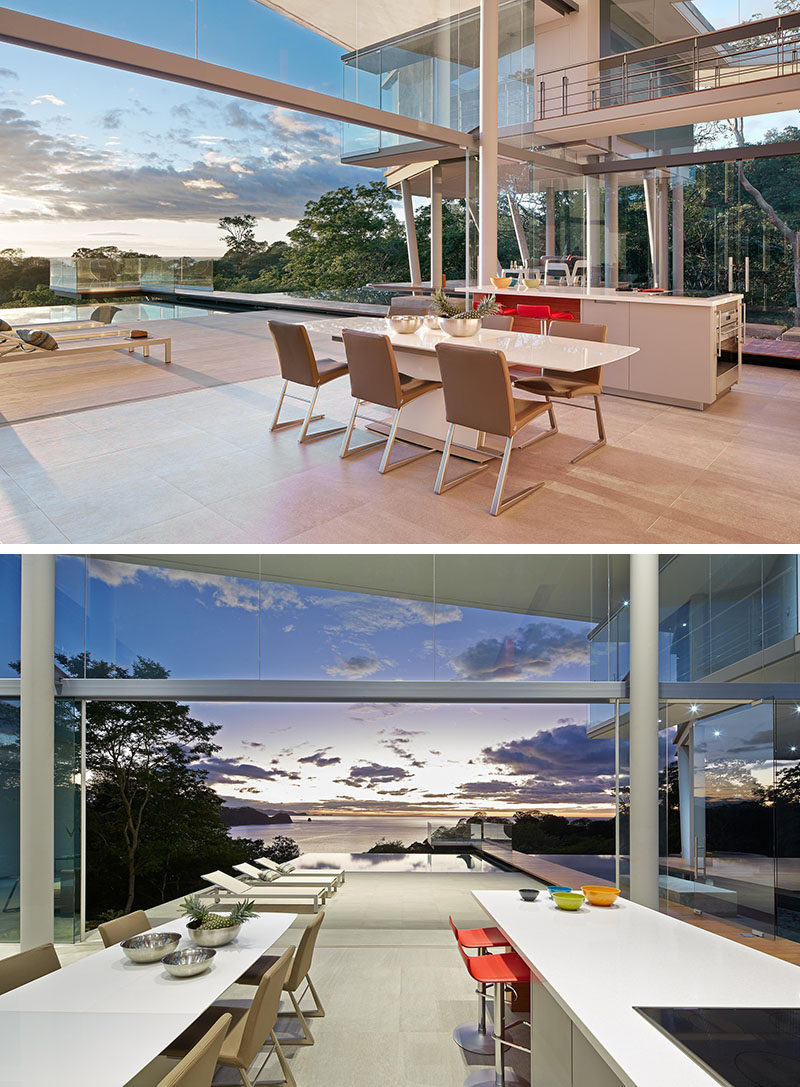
[535,10,800,143]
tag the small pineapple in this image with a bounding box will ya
[179,894,257,930]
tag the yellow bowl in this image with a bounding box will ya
[551,891,585,911]
[490,277,513,289]
[523,279,540,289]
[581,885,621,907]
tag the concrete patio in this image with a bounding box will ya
[1,309,800,543]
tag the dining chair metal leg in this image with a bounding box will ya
[339,400,386,459]
[490,436,545,517]
[378,406,437,474]
[570,394,607,464]
[304,974,325,1017]
[270,380,325,434]
[277,990,315,1046]
[297,386,346,444]
[517,403,558,449]
[434,423,492,495]
[271,1031,297,1087]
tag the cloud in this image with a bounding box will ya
[297,747,341,768]
[334,762,411,790]
[306,593,463,638]
[198,755,301,786]
[450,621,589,680]
[0,69,17,81]
[325,655,389,679]
[283,624,295,633]
[381,727,426,760]
[471,722,616,805]
[30,94,64,106]
[0,94,363,223]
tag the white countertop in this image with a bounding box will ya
[0,913,295,1087]
[462,285,742,308]
[309,316,638,374]
[473,889,800,1087]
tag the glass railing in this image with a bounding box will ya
[49,258,214,294]
[535,9,800,120]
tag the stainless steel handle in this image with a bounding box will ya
[728,256,734,292]
[744,256,750,292]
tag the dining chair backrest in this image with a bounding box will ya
[548,320,608,387]
[98,910,150,948]
[342,328,404,410]
[157,1013,232,1087]
[435,342,515,437]
[286,909,325,992]
[268,320,319,386]
[388,296,431,316]
[481,315,514,331]
[0,943,60,996]
[239,946,295,1068]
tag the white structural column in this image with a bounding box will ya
[672,174,685,294]
[657,174,670,291]
[19,554,55,949]
[604,173,619,287]
[479,0,499,282]
[585,174,603,287]
[401,179,422,285]
[629,552,660,910]
[430,165,443,287]
[545,187,556,256]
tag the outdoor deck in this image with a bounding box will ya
[2,309,800,543]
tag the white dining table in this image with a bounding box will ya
[307,316,639,459]
[0,913,296,1087]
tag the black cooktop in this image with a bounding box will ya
[636,1007,800,1087]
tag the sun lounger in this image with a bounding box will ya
[201,870,326,912]
[256,856,345,887]
[233,861,338,894]
[0,327,171,363]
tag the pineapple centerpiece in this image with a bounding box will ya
[430,289,499,337]
[179,895,258,947]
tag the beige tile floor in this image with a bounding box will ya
[1,310,799,542]
[2,867,542,1087]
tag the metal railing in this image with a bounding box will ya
[50,257,214,294]
[535,9,800,120]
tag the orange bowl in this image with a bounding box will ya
[581,885,621,907]
[490,276,513,289]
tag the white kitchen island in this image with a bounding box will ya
[466,286,744,410]
[473,889,800,1087]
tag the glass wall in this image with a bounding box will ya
[55,700,81,943]
[0,701,20,943]
[56,554,630,684]
[659,554,798,681]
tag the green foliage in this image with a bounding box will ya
[283,181,408,289]
[366,838,407,853]
[260,834,300,864]
[219,214,263,259]
[179,895,258,929]
[430,288,498,319]
[511,810,615,855]
[56,651,263,919]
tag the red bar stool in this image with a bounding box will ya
[458,941,531,1087]
[517,303,576,334]
[449,916,509,1055]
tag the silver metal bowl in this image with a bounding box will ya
[438,316,482,337]
[387,315,423,334]
[187,921,241,947]
[121,932,181,963]
[422,314,440,330]
[162,947,216,978]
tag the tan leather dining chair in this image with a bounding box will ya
[163,946,296,1087]
[340,328,442,473]
[268,320,348,443]
[513,320,608,464]
[98,909,150,948]
[433,341,557,516]
[481,314,514,331]
[237,909,326,1046]
[156,1014,232,1087]
[0,942,60,996]
[388,296,432,316]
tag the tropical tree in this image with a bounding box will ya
[218,214,263,259]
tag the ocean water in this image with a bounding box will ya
[227,814,438,854]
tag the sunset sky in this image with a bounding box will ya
[1,1,798,259]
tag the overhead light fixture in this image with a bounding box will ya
[791,745,797,753]
[713,729,721,738]
[689,704,700,714]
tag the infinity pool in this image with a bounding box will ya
[0,301,228,325]
[294,851,508,873]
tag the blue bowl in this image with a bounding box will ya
[548,886,572,898]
